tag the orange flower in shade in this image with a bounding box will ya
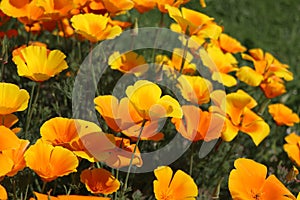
[40,117,116,162]
[80,168,120,195]
[0,185,7,200]
[0,0,44,26]
[201,45,238,87]
[229,158,296,200]
[156,0,189,13]
[217,90,270,146]
[70,13,122,43]
[172,105,223,142]
[126,80,182,120]
[94,95,164,141]
[215,33,247,54]
[31,192,110,200]
[36,0,74,20]
[101,0,134,15]
[268,104,299,126]
[153,166,198,200]
[108,51,149,76]
[24,139,79,182]
[132,0,156,13]
[0,83,30,115]
[105,137,143,168]
[12,45,68,82]
[0,114,21,133]
[177,75,212,105]
[1,139,30,177]
[283,133,300,167]
[156,48,196,75]
[260,75,287,98]
[166,5,222,45]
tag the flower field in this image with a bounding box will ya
[0,0,299,199]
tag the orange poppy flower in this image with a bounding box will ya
[156,48,196,75]
[153,166,198,200]
[0,185,7,200]
[0,83,30,115]
[70,13,122,43]
[268,103,299,126]
[0,114,21,133]
[229,158,296,200]
[104,137,143,168]
[221,90,270,146]
[200,0,206,8]
[0,0,44,26]
[24,139,79,182]
[36,0,74,20]
[215,33,246,54]
[80,168,120,195]
[166,5,221,44]
[12,45,68,82]
[40,117,115,162]
[101,0,134,15]
[0,126,21,151]
[156,0,189,13]
[201,45,238,87]
[126,80,182,120]
[260,76,287,98]
[132,0,156,13]
[108,51,149,76]
[31,192,110,200]
[1,139,30,177]
[177,75,212,105]
[172,105,223,142]
[283,133,300,167]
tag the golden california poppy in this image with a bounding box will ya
[101,0,134,15]
[108,51,149,76]
[283,133,300,167]
[80,168,120,195]
[40,117,116,162]
[12,45,68,82]
[126,80,182,120]
[229,158,296,200]
[31,192,110,200]
[0,83,29,115]
[216,33,246,53]
[0,126,21,151]
[268,103,299,126]
[177,75,212,105]
[156,0,189,13]
[24,139,79,182]
[0,185,7,200]
[153,166,198,200]
[0,114,21,133]
[71,13,122,43]
[36,0,74,20]
[172,105,223,142]
[132,0,156,13]
[104,137,143,168]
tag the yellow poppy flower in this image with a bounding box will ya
[0,185,7,200]
[268,103,299,126]
[24,139,79,182]
[177,75,212,105]
[216,33,246,53]
[126,80,182,120]
[172,105,223,141]
[202,45,238,87]
[71,13,122,43]
[12,45,68,82]
[80,168,120,195]
[108,51,149,76]
[0,83,29,115]
[222,90,270,146]
[229,158,296,200]
[283,133,300,167]
[153,166,198,200]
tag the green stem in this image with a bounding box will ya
[24,82,41,137]
[189,142,195,176]
[114,169,119,200]
[121,119,147,197]
[41,181,47,193]
[26,25,32,45]
[178,36,190,75]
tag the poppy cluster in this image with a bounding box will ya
[0,0,299,199]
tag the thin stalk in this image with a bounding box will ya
[121,119,147,197]
[178,36,190,75]
[114,169,119,200]
[41,181,47,193]
[26,25,32,45]
[189,142,195,176]
[24,83,41,137]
